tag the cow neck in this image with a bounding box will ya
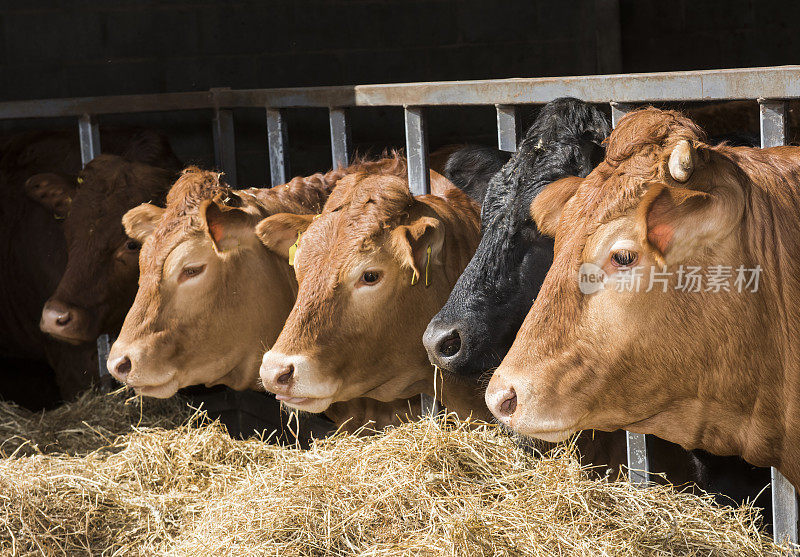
[740,178,800,484]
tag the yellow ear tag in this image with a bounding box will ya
[411,269,418,285]
[288,233,301,266]
[76,177,84,184]
[424,245,432,287]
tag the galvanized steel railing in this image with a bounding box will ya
[2,65,798,546]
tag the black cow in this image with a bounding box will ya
[423,98,608,376]
[442,145,511,205]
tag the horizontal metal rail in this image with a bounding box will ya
[1,66,800,121]
[3,63,797,548]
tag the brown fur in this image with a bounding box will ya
[493,107,800,488]
[1,127,180,405]
[259,168,486,418]
[111,156,431,429]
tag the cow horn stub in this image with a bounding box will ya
[668,139,695,182]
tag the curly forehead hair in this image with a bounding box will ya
[605,107,706,168]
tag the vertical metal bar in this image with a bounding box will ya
[78,114,112,388]
[96,335,113,383]
[211,88,237,185]
[266,108,290,186]
[329,107,351,170]
[610,102,635,128]
[404,105,436,417]
[78,113,100,166]
[496,105,519,152]
[760,99,788,149]
[611,101,650,485]
[404,106,430,196]
[759,98,799,547]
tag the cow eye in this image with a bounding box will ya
[179,264,206,282]
[610,249,638,268]
[359,270,382,286]
[125,240,141,251]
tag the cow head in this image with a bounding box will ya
[258,173,481,415]
[424,98,609,378]
[486,108,768,460]
[106,169,300,398]
[25,155,175,344]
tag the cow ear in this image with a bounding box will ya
[638,181,743,264]
[123,203,165,242]
[24,173,77,218]
[255,213,314,258]
[391,216,445,284]
[200,199,253,255]
[530,176,582,237]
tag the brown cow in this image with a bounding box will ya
[108,166,332,397]
[0,128,179,406]
[27,154,179,345]
[486,107,800,488]
[257,166,486,418]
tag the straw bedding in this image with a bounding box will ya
[0,391,789,556]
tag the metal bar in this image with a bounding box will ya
[211,88,237,185]
[96,334,113,382]
[404,106,430,196]
[611,101,650,486]
[329,107,352,169]
[213,85,355,110]
[3,67,800,121]
[355,66,800,106]
[496,105,519,152]
[760,99,799,547]
[760,99,788,148]
[610,102,636,127]
[78,114,112,390]
[266,108,290,186]
[404,105,436,417]
[78,114,100,166]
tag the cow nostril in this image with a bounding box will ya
[277,364,294,385]
[438,331,462,358]
[114,356,132,379]
[499,388,517,417]
[55,312,72,326]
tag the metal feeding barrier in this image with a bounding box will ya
[1,65,798,546]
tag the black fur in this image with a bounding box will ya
[443,145,511,205]
[424,97,608,376]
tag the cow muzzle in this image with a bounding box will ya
[259,350,338,413]
[40,299,98,344]
[106,343,179,398]
[485,368,578,443]
[423,317,487,377]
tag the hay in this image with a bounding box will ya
[0,389,192,457]
[0,392,791,556]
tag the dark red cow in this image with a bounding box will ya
[0,128,180,407]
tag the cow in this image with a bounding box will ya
[257,164,487,418]
[27,154,179,345]
[0,128,180,406]
[424,98,608,379]
[108,157,447,431]
[486,106,800,489]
